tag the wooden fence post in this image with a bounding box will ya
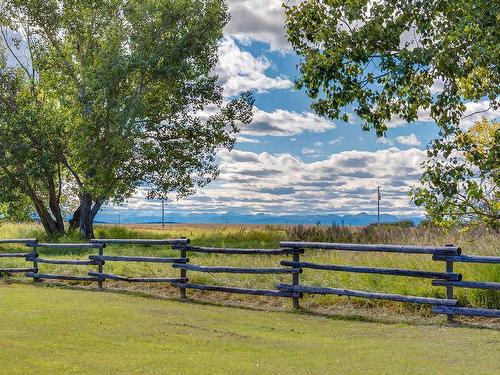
[292,249,301,309]
[445,244,454,323]
[98,244,104,289]
[31,240,39,283]
[179,237,187,299]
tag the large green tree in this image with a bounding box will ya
[0,0,253,238]
[284,0,499,227]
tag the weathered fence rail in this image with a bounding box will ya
[278,241,462,315]
[0,239,38,274]
[1,238,498,321]
[171,244,302,300]
[24,242,105,286]
[431,252,500,318]
[89,238,189,292]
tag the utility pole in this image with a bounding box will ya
[162,200,165,229]
[377,186,381,226]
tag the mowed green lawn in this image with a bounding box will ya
[1,284,499,375]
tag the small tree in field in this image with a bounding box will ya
[0,0,253,238]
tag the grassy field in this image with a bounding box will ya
[1,283,499,375]
[0,222,499,319]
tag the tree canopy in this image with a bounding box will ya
[0,0,253,238]
[285,0,499,228]
[284,0,498,136]
[413,118,499,229]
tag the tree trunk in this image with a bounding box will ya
[47,178,65,233]
[69,205,81,231]
[25,187,65,237]
[79,195,104,239]
[79,193,94,239]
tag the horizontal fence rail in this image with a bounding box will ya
[432,254,500,263]
[280,241,461,255]
[432,306,500,318]
[174,245,303,255]
[91,238,189,245]
[0,239,37,244]
[25,272,102,282]
[276,284,459,306]
[1,238,499,321]
[32,243,105,249]
[23,242,105,287]
[26,258,102,266]
[0,239,38,274]
[87,239,189,295]
[89,255,188,263]
[170,245,302,300]
[0,267,37,273]
[0,252,35,258]
[431,280,500,290]
[88,272,187,283]
[170,282,301,298]
[280,260,461,280]
[172,263,301,274]
[430,253,500,320]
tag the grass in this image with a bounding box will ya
[0,283,499,375]
[0,222,499,316]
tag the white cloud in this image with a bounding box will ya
[110,148,427,216]
[226,0,292,52]
[216,37,293,96]
[396,133,421,146]
[302,147,322,156]
[376,137,394,146]
[240,107,335,136]
[236,136,262,144]
[328,137,344,145]
[459,100,500,129]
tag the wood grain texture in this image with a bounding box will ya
[171,282,301,298]
[89,255,188,263]
[432,306,500,318]
[432,280,500,290]
[276,284,458,306]
[172,264,301,274]
[280,241,461,255]
[281,261,461,280]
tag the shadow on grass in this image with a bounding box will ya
[3,278,498,331]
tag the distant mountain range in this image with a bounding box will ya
[95,211,422,226]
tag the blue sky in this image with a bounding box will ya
[100,0,499,222]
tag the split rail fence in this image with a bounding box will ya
[1,238,498,321]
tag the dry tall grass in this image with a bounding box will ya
[1,222,498,319]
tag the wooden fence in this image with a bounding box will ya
[0,238,498,321]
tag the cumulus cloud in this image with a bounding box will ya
[240,107,335,136]
[236,136,262,144]
[396,134,421,146]
[216,37,293,96]
[111,148,427,216]
[328,137,344,145]
[376,137,394,146]
[225,0,292,52]
[302,147,322,156]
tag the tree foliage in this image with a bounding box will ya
[284,0,498,136]
[285,0,499,228]
[0,0,253,238]
[413,118,499,229]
